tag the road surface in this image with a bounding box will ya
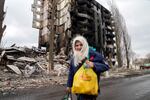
[1,74,150,100]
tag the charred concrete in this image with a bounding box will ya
[32,0,117,66]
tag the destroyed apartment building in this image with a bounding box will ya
[31,0,124,67]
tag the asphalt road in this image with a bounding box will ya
[1,74,150,100]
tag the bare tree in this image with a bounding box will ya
[48,0,58,71]
[146,53,150,58]
[145,53,150,63]
[108,0,123,67]
[121,18,131,68]
[0,0,6,44]
[107,0,132,68]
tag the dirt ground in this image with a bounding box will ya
[0,69,68,96]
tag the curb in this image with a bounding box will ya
[101,70,150,81]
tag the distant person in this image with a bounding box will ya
[66,35,109,100]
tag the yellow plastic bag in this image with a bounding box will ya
[72,65,98,95]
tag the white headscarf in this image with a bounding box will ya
[72,35,89,66]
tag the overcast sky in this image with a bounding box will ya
[3,0,38,47]
[2,0,150,57]
[115,0,150,57]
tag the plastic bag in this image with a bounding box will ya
[62,93,72,100]
[72,65,98,95]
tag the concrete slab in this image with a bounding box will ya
[7,65,22,75]
[18,57,36,62]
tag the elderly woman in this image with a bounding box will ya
[67,35,109,100]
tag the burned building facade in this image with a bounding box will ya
[32,0,117,66]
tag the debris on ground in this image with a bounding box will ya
[0,45,69,96]
[0,45,149,96]
[0,45,69,77]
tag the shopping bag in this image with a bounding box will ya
[62,93,72,100]
[72,65,98,95]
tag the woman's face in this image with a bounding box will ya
[75,41,83,51]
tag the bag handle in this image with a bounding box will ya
[62,92,72,100]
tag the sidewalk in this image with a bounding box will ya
[102,68,150,80]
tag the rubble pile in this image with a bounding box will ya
[0,45,47,76]
[0,45,69,76]
[53,48,69,76]
[0,45,69,95]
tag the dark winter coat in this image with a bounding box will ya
[67,48,109,88]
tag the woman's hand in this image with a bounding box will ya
[66,87,71,93]
[85,60,94,68]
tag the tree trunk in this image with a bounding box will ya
[0,0,6,44]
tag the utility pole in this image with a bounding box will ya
[48,0,57,71]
